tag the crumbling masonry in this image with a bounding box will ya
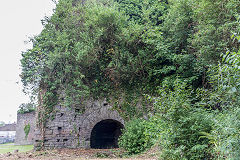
[34,99,124,149]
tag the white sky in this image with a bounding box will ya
[0,0,56,123]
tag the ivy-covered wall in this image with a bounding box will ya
[15,111,36,145]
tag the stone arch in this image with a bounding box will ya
[80,104,124,148]
[90,119,124,149]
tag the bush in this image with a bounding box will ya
[18,103,35,114]
[203,35,240,159]
[158,109,213,160]
[149,79,213,159]
[208,108,240,160]
[118,118,152,154]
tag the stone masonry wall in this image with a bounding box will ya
[15,111,36,145]
[0,124,16,131]
[34,99,124,149]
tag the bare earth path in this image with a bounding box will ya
[0,148,158,160]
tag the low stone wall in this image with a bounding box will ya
[15,111,36,145]
[0,124,16,131]
[34,99,124,149]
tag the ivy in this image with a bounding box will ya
[24,124,31,139]
[18,103,35,114]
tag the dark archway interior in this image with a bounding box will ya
[90,119,124,149]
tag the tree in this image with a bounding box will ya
[0,121,5,127]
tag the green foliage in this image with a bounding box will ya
[118,118,152,154]
[143,115,162,146]
[162,0,193,54]
[20,0,210,121]
[0,121,5,127]
[152,0,204,88]
[192,0,240,63]
[147,80,213,159]
[115,0,168,25]
[21,0,201,111]
[111,92,149,121]
[20,0,240,158]
[22,0,153,106]
[24,124,31,139]
[200,35,240,160]
[209,109,240,160]
[18,103,35,114]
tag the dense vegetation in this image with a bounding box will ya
[21,0,240,159]
[17,103,35,114]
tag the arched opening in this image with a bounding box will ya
[90,119,124,149]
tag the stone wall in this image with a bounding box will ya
[15,111,36,145]
[34,99,124,149]
[0,124,16,131]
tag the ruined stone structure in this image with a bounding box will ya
[15,111,36,145]
[34,99,124,149]
[20,0,126,150]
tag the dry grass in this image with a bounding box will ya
[0,147,160,160]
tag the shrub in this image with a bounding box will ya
[18,103,35,114]
[203,34,240,159]
[208,108,240,160]
[118,118,152,154]
[150,79,213,159]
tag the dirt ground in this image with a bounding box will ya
[0,148,159,160]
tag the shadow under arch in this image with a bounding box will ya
[90,119,124,149]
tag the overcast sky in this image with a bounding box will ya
[0,0,56,123]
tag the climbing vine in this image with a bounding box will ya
[21,0,163,123]
[24,124,31,139]
[21,0,199,113]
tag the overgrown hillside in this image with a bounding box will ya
[21,0,240,159]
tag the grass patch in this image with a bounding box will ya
[0,143,33,154]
